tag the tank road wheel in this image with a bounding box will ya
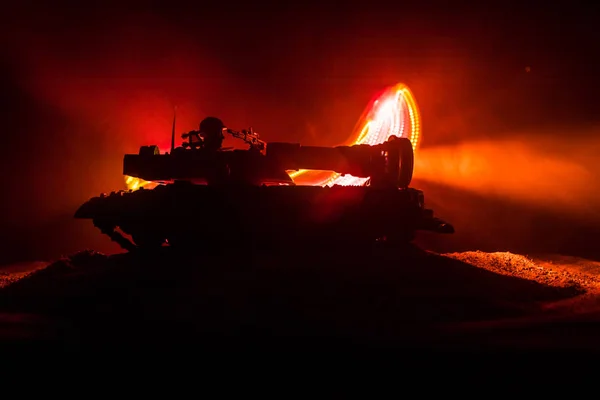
[92,218,137,252]
[376,230,416,248]
[386,230,416,243]
[166,235,214,253]
[131,233,165,250]
[165,235,191,250]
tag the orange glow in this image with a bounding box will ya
[290,82,421,186]
[414,135,600,220]
[125,175,159,191]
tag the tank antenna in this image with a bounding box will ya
[170,105,177,153]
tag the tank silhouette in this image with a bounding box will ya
[75,116,454,251]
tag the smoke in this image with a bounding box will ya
[2,5,598,263]
[414,129,600,222]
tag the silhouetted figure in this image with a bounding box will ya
[199,117,225,151]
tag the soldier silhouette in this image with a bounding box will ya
[198,117,225,151]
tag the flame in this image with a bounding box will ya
[124,175,158,191]
[289,82,421,186]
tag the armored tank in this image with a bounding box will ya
[75,117,454,251]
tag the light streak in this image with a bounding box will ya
[290,82,421,186]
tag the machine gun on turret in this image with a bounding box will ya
[225,127,265,151]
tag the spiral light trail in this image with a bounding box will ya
[289,82,421,186]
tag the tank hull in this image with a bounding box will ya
[75,182,453,251]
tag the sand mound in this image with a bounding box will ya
[444,251,600,293]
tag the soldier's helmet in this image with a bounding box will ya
[199,117,225,150]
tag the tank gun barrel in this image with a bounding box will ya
[266,136,414,187]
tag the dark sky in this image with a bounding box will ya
[1,2,599,263]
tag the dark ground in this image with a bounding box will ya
[2,239,600,360]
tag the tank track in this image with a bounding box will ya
[76,184,453,252]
